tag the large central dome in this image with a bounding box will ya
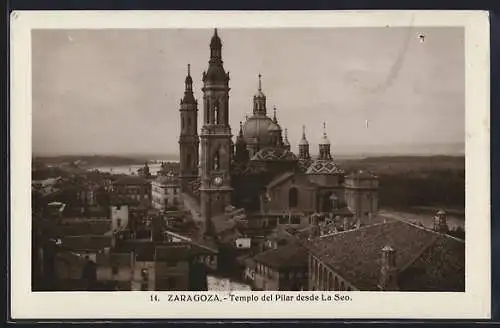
[242,115,275,145]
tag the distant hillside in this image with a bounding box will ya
[337,155,465,211]
[33,155,147,167]
[337,155,465,175]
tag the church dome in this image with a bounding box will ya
[320,134,331,145]
[306,159,344,175]
[242,115,275,145]
[251,147,298,162]
[299,138,309,146]
[254,89,266,98]
[268,122,281,132]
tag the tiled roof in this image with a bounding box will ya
[253,241,308,270]
[398,235,465,291]
[308,220,464,291]
[298,159,314,173]
[251,148,298,162]
[306,159,345,175]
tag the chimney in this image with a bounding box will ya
[378,245,398,291]
[433,210,449,234]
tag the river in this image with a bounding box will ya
[90,163,165,176]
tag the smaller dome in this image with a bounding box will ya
[306,159,344,175]
[320,134,331,145]
[254,90,266,98]
[299,138,309,146]
[319,122,331,145]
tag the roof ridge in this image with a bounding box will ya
[317,220,395,239]
[398,234,440,275]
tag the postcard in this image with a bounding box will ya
[10,10,490,319]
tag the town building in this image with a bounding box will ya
[307,214,465,292]
[151,173,181,212]
[111,176,152,207]
[252,241,309,291]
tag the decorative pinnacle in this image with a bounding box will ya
[187,63,191,76]
[323,122,327,136]
[258,74,262,91]
[284,128,288,138]
[302,125,306,138]
[273,106,277,120]
[214,28,218,36]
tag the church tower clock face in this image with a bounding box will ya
[213,176,223,186]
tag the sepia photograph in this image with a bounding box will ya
[11,11,490,319]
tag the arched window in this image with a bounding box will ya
[214,102,220,124]
[289,187,299,208]
[213,149,220,170]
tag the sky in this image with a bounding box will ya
[32,27,464,156]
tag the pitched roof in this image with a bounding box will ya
[251,147,298,162]
[308,220,464,291]
[253,241,308,270]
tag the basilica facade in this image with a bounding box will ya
[178,29,379,236]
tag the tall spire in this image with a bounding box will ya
[182,63,195,103]
[209,28,222,60]
[253,74,266,116]
[238,121,244,137]
[283,128,291,151]
[320,122,330,145]
[300,125,309,145]
[273,106,278,124]
[319,121,332,160]
[299,125,310,160]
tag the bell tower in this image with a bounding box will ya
[179,64,200,192]
[199,29,233,232]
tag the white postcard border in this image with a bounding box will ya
[10,10,491,319]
